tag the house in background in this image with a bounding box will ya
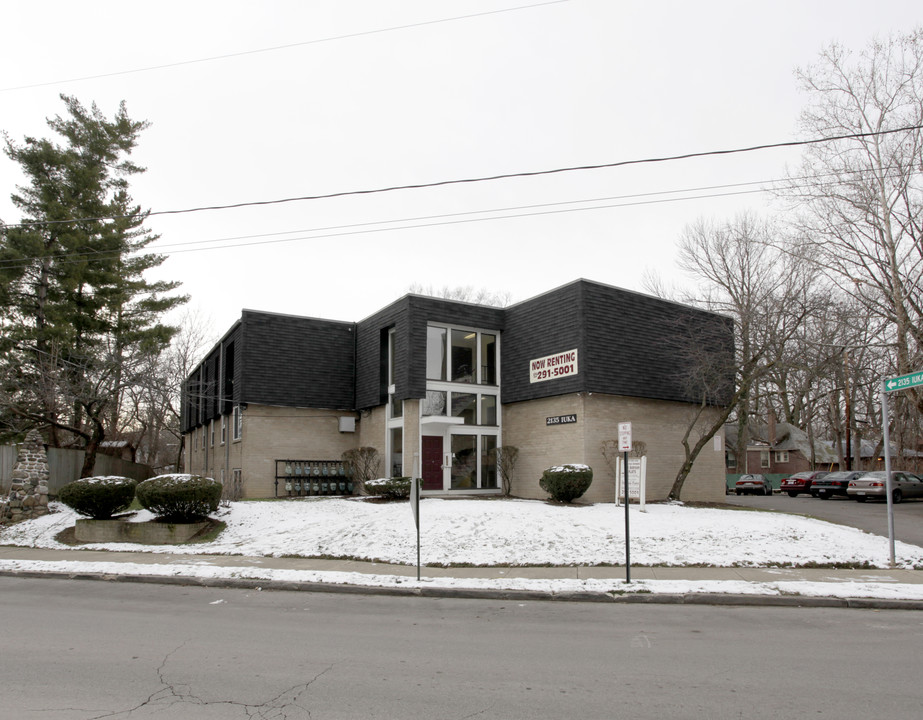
[725,421,838,480]
[182,279,734,503]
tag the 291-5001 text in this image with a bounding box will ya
[533,366,573,381]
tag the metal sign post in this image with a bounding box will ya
[410,476,421,581]
[880,370,923,566]
[410,452,421,581]
[619,422,632,583]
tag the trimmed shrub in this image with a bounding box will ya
[539,464,593,503]
[365,476,413,500]
[58,476,137,519]
[135,474,222,522]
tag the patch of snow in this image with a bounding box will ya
[2,498,922,599]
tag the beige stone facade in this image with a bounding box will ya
[186,405,362,499]
[185,393,726,503]
[502,393,726,503]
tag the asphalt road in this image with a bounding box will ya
[3,577,923,720]
[724,490,923,547]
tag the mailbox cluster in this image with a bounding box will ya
[274,460,354,497]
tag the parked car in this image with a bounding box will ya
[735,474,773,496]
[812,470,865,499]
[780,470,829,497]
[847,471,923,503]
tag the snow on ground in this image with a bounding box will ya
[2,497,923,599]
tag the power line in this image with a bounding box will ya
[1,160,918,270]
[0,182,782,271]
[5,124,920,234]
[0,1,569,92]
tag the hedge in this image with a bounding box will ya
[539,464,593,503]
[58,476,137,519]
[135,474,222,522]
[365,477,413,500]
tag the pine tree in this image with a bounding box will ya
[1,95,187,473]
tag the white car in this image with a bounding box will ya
[735,474,773,496]
[847,471,923,503]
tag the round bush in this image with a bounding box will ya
[365,477,413,500]
[135,474,222,522]
[58,476,137,519]
[539,464,593,503]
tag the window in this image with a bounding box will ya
[775,451,789,463]
[726,451,737,469]
[232,405,242,441]
[388,328,402,419]
[451,392,477,425]
[480,333,497,385]
[424,324,501,492]
[210,421,215,447]
[451,434,478,488]
[481,435,498,489]
[390,427,403,477]
[449,433,499,490]
[427,324,500,385]
[760,450,770,468]
[480,395,497,426]
[220,415,226,445]
[426,326,447,380]
[423,390,447,416]
[451,330,477,383]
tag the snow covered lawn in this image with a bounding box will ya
[3,496,922,569]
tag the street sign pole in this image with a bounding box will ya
[411,453,421,581]
[623,450,630,583]
[881,387,895,566]
[879,370,923,566]
[618,422,632,583]
[410,475,421,581]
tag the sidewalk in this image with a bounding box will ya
[2,545,923,609]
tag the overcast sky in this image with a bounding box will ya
[2,1,921,342]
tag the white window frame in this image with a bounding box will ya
[422,323,502,492]
[760,450,770,468]
[775,450,789,463]
[220,415,227,445]
[232,405,243,441]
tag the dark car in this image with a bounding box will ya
[812,470,865,499]
[735,474,773,496]
[780,470,829,497]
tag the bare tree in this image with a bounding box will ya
[116,308,216,472]
[781,30,923,414]
[407,283,513,308]
[490,446,519,496]
[341,447,382,494]
[664,213,817,499]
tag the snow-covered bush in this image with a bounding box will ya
[539,464,593,503]
[135,474,222,521]
[58,476,137,519]
[365,476,412,500]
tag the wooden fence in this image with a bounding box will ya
[1,444,153,495]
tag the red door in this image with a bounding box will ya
[421,436,443,491]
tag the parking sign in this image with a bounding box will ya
[618,422,632,452]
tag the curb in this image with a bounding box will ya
[4,568,923,610]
